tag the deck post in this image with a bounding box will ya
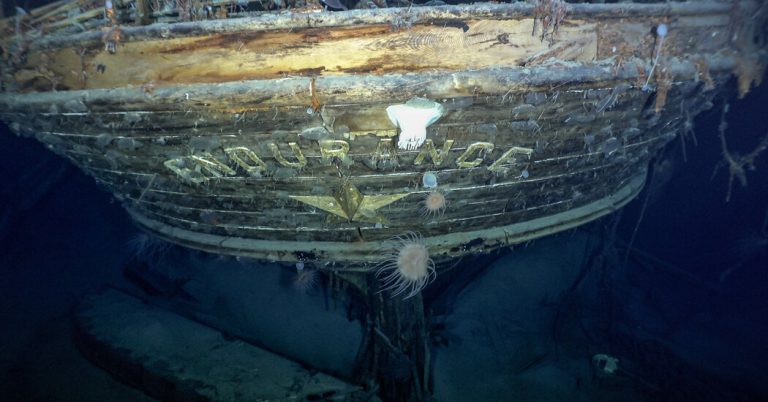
[368,279,430,402]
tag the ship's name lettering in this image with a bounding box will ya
[164,138,533,184]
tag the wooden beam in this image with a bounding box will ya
[18,17,597,91]
[0,55,739,114]
[135,0,151,26]
[21,1,753,50]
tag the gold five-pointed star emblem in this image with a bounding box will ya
[290,180,408,223]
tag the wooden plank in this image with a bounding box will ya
[5,1,757,94]
[12,18,598,91]
[126,172,646,264]
[0,0,746,264]
[1,74,716,250]
[0,53,738,114]
[13,2,746,47]
[75,287,360,401]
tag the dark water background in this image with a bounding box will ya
[0,77,766,400]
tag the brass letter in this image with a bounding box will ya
[190,154,237,177]
[164,154,235,185]
[414,139,454,167]
[456,142,495,168]
[488,146,534,174]
[268,142,307,169]
[224,147,267,176]
[164,157,206,185]
[319,140,350,165]
[370,138,398,168]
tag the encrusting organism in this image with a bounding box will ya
[293,261,318,293]
[376,232,436,299]
[712,103,768,202]
[422,171,438,189]
[421,191,447,218]
[126,232,171,264]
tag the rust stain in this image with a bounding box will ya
[425,19,470,32]
[154,25,391,57]
[310,77,321,112]
[156,32,268,54]
[301,28,334,43]
[338,63,385,74]
[276,67,326,77]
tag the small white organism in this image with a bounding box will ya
[422,171,438,189]
[421,191,447,218]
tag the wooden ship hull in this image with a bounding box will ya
[1,1,766,269]
[3,2,768,401]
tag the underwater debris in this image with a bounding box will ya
[101,0,121,54]
[653,65,672,114]
[734,54,767,99]
[592,354,620,375]
[532,0,567,45]
[592,353,659,391]
[676,101,699,163]
[596,83,631,113]
[712,104,768,202]
[693,57,715,91]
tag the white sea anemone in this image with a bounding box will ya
[293,263,318,293]
[126,232,171,264]
[387,98,445,151]
[421,191,447,217]
[376,232,436,299]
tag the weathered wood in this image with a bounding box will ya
[4,2,751,46]
[0,76,721,266]
[124,173,644,268]
[3,1,757,94]
[135,0,151,26]
[369,289,430,401]
[3,4,763,402]
[0,55,739,114]
[12,18,599,91]
[1,81,695,249]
